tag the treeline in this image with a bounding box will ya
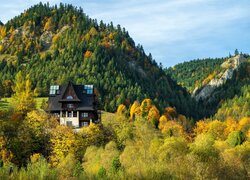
[0,3,203,119]
[215,85,250,120]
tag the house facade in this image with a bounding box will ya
[48,81,101,128]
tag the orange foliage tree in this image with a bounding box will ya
[164,107,177,120]
[84,50,93,59]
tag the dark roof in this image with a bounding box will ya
[48,82,96,111]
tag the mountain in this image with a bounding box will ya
[165,57,225,92]
[166,55,250,119]
[0,21,3,26]
[193,55,247,101]
[0,3,203,119]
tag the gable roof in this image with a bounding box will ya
[48,82,96,111]
[60,81,81,102]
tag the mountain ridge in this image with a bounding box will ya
[0,3,204,119]
[193,54,247,101]
[166,54,250,119]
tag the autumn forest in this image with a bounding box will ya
[0,3,250,180]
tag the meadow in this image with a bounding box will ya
[0,97,48,110]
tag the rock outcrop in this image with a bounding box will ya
[193,55,246,101]
[40,31,53,49]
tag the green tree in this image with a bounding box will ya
[235,49,239,56]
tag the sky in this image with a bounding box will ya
[0,0,250,67]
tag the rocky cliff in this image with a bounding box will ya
[193,55,246,101]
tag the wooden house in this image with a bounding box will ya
[48,81,100,128]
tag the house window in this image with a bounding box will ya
[68,112,72,117]
[66,121,72,127]
[81,112,88,118]
[62,111,66,117]
[49,85,59,95]
[66,95,73,99]
[67,104,74,108]
[73,111,77,117]
[84,85,93,94]
[81,122,89,127]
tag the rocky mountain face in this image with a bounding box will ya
[193,55,247,101]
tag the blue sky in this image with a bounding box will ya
[0,0,250,67]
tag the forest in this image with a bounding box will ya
[165,55,250,118]
[0,71,249,179]
[0,2,250,180]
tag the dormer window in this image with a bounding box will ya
[84,85,93,94]
[50,85,59,95]
[67,95,73,99]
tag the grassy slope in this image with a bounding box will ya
[0,97,48,110]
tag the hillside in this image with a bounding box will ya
[165,57,225,92]
[0,21,3,26]
[166,55,250,119]
[0,3,203,119]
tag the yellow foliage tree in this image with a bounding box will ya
[158,115,168,130]
[30,153,41,163]
[25,110,58,135]
[147,105,160,122]
[117,104,127,115]
[0,26,6,39]
[50,125,76,166]
[246,129,250,141]
[238,117,250,133]
[56,153,81,179]
[140,98,152,117]
[0,136,13,163]
[130,101,140,119]
[89,27,98,36]
[83,146,104,175]
[43,17,54,31]
[11,71,36,115]
[224,118,238,137]
[202,71,217,85]
[51,34,59,48]
[78,123,105,147]
[84,33,91,42]
[72,15,77,25]
[0,44,3,53]
[161,121,186,138]
[208,120,226,140]
[194,120,210,135]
